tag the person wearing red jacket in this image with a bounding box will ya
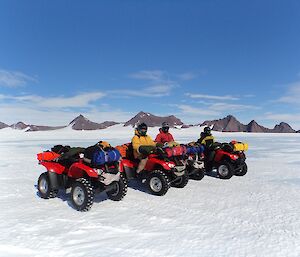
[155,122,174,144]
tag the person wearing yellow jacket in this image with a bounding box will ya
[132,123,156,174]
[197,126,215,149]
[197,126,215,172]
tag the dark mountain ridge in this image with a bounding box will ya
[201,115,296,133]
[124,111,184,127]
[0,113,297,132]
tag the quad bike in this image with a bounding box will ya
[185,144,206,181]
[205,141,248,179]
[118,144,189,196]
[37,146,127,211]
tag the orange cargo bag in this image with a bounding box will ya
[115,144,129,158]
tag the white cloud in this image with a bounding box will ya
[209,102,260,111]
[39,92,105,108]
[260,112,300,130]
[122,70,179,98]
[176,104,219,116]
[172,102,258,122]
[0,104,132,126]
[0,69,37,87]
[177,72,198,81]
[1,92,105,108]
[129,70,167,81]
[109,84,176,98]
[278,81,300,104]
[167,104,221,124]
[185,93,239,101]
[145,84,174,95]
[243,94,256,98]
[264,113,300,122]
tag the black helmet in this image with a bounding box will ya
[204,126,211,135]
[137,123,148,136]
[161,122,169,133]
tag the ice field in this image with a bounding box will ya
[0,125,299,257]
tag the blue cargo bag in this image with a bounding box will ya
[92,149,121,166]
[186,145,204,155]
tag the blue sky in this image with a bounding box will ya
[0,0,300,129]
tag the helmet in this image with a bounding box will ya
[137,123,148,136]
[161,122,169,133]
[204,126,211,135]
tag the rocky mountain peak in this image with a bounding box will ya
[124,111,183,127]
[273,122,295,133]
[0,122,9,129]
[201,115,246,132]
[69,114,87,124]
[10,122,28,130]
[247,120,269,132]
[69,115,119,130]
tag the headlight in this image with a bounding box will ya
[168,163,175,168]
[94,169,104,175]
[230,154,239,160]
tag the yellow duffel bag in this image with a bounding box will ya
[231,141,249,152]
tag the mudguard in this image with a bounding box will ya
[145,155,173,171]
[40,161,66,175]
[119,159,137,172]
[37,151,60,162]
[68,162,98,178]
[119,159,137,179]
[120,155,174,174]
[214,149,239,162]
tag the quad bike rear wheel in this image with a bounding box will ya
[171,173,189,188]
[146,170,170,196]
[38,172,58,199]
[107,173,128,201]
[217,161,234,179]
[71,178,94,212]
[235,163,248,176]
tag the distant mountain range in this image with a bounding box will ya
[0,112,298,133]
[200,115,296,133]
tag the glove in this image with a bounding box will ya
[138,145,156,156]
[156,147,165,154]
[156,142,163,148]
[163,142,169,148]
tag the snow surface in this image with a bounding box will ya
[0,125,300,257]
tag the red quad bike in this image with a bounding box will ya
[119,144,189,196]
[37,147,127,211]
[205,142,248,179]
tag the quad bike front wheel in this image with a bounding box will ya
[38,172,58,199]
[146,170,170,196]
[235,163,248,176]
[71,178,94,212]
[171,173,189,188]
[190,169,205,181]
[217,161,234,179]
[107,173,128,201]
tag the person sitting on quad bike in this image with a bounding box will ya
[155,122,175,145]
[197,126,216,172]
[197,126,215,148]
[132,123,157,175]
